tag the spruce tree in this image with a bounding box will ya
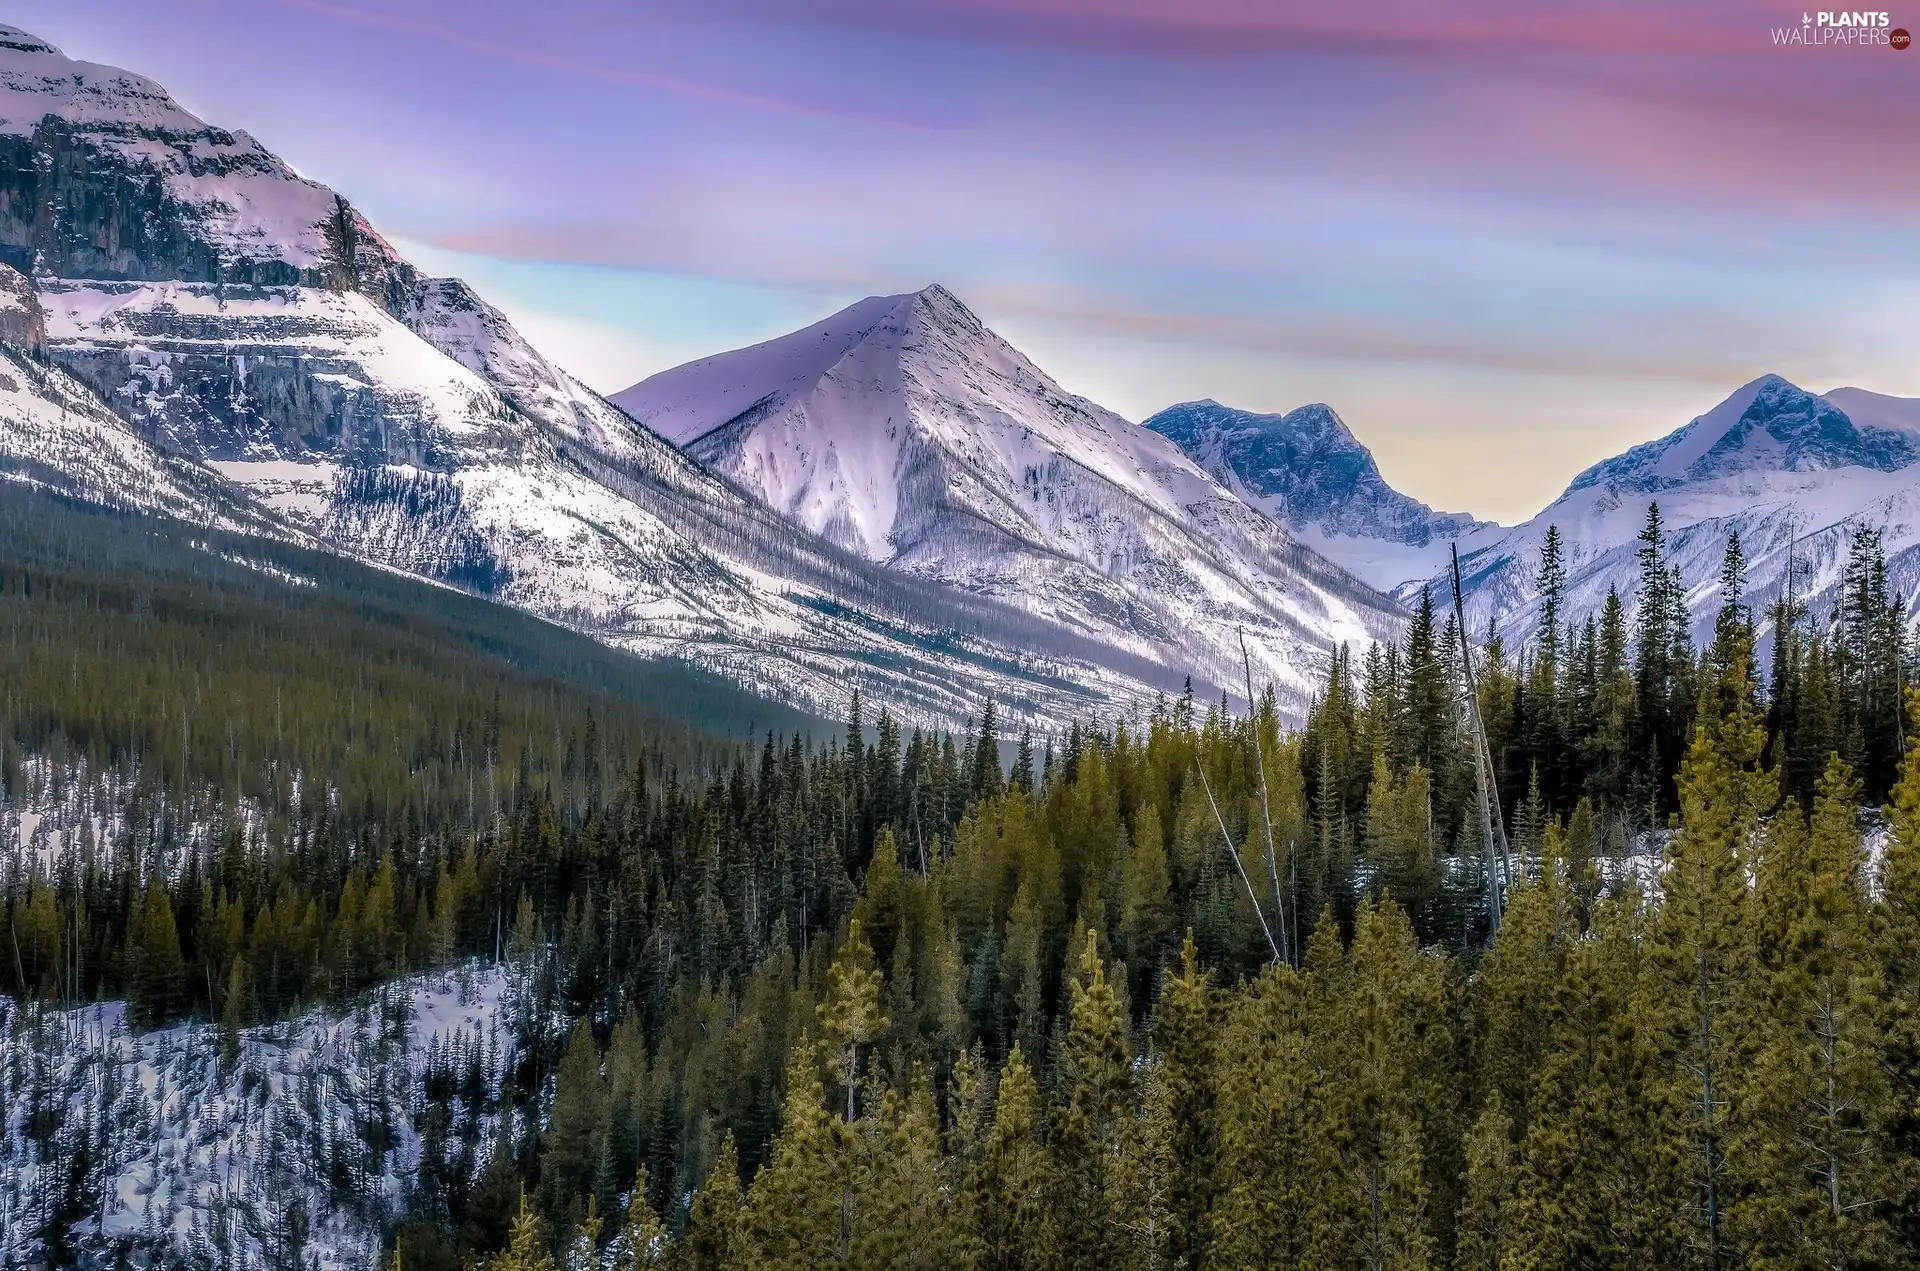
[541,1023,607,1227]
[1052,928,1134,1270]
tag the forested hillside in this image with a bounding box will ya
[2,486,1918,1270]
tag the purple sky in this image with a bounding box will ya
[18,0,1920,521]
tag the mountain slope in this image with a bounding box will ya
[616,286,1406,706]
[1434,374,1920,647]
[1145,398,1489,591]
[0,23,1233,729]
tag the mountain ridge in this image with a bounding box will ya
[616,285,1407,704]
[1427,373,1920,652]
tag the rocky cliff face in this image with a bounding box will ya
[0,28,412,305]
[0,262,42,352]
[40,281,470,469]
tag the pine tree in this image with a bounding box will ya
[1632,501,1692,814]
[1585,585,1636,810]
[1528,525,1568,806]
[1364,755,1439,924]
[490,1193,558,1271]
[681,1135,745,1271]
[971,1043,1049,1271]
[817,920,887,1263]
[1120,813,1175,993]
[1506,894,1692,1271]
[1475,830,1570,1142]
[1333,901,1435,1271]
[218,955,248,1071]
[1209,957,1333,1270]
[1730,756,1896,1267]
[612,1167,669,1269]
[1052,927,1135,1269]
[744,1050,843,1270]
[1647,666,1771,1271]
[1112,1063,1178,1271]
[561,1197,602,1271]
[1151,933,1220,1271]
[851,1083,956,1271]
[128,882,185,1030]
[1011,727,1036,797]
[1834,524,1905,800]
[1403,589,1456,782]
[972,703,1005,800]
[819,919,887,1125]
[1881,696,1920,1257]
[1455,1100,1513,1271]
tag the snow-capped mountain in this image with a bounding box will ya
[1435,374,1920,647]
[0,23,1276,729]
[614,286,1406,707]
[1144,399,1489,592]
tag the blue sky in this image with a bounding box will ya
[17,0,1920,521]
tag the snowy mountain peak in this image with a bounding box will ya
[1144,397,1487,592]
[0,23,408,290]
[616,289,1405,705]
[1422,375,1920,663]
[1565,373,1918,497]
[1146,398,1387,526]
[0,25,58,56]
[3,29,1292,730]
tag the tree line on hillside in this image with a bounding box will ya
[1305,506,1910,937]
[3,490,1919,1269]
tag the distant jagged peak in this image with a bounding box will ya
[1144,397,1483,550]
[1564,372,1920,497]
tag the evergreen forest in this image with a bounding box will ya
[3,489,1919,1271]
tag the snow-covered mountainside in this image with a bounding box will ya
[615,287,1406,706]
[1434,374,1920,647]
[1144,399,1489,592]
[0,264,257,524]
[0,22,1252,730]
[0,968,522,1271]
